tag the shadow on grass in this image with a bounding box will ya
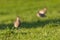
[21,19,60,28]
[0,19,60,30]
[0,23,13,30]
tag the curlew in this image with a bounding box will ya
[37,8,47,17]
[14,16,21,28]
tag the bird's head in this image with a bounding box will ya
[44,8,47,11]
[16,16,20,21]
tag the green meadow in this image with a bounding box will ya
[0,0,60,40]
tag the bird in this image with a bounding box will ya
[14,16,21,28]
[37,8,47,17]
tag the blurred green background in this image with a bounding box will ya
[0,0,60,40]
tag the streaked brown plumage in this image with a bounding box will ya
[37,8,47,17]
[14,16,21,28]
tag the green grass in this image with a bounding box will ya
[0,0,60,40]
